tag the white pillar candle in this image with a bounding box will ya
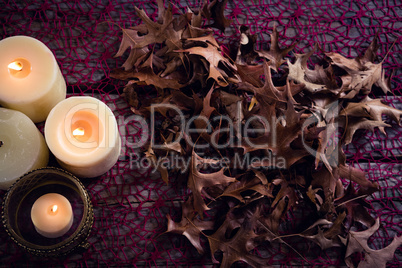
[31,193,73,238]
[0,108,49,190]
[45,97,121,178]
[0,36,66,123]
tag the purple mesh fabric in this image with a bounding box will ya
[0,0,401,267]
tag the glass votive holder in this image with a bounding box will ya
[1,167,94,257]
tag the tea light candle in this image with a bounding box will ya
[45,97,121,178]
[0,108,49,190]
[0,35,66,123]
[31,193,73,238]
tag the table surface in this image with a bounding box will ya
[0,0,401,267]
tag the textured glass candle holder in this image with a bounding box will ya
[1,167,93,257]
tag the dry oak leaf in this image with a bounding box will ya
[270,177,298,213]
[258,197,287,236]
[341,97,402,124]
[345,218,402,268]
[296,213,346,250]
[219,90,244,139]
[236,63,264,87]
[166,195,214,254]
[219,176,273,202]
[238,61,304,104]
[326,35,393,95]
[193,86,217,143]
[179,35,237,86]
[114,28,149,70]
[311,166,340,214]
[340,117,390,145]
[160,132,184,155]
[111,65,182,90]
[236,25,258,65]
[337,147,379,192]
[208,209,271,267]
[256,25,297,72]
[241,97,309,169]
[202,0,232,32]
[326,53,389,95]
[133,3,183,52]
[335,183,378,228]
[287,44,338,93]
[145,146,169,184]
[287,53,327,93]
[187,150,236,217]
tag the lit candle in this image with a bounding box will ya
[31,193,73,238]
[0,36,66,123]
[45,97,121,178]
[0,108,49,190]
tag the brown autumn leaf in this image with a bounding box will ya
[335,183,378,228]
[111,4,402,265]
[337,147,379,192]
[296,213,346,250]
[345,218,402,268]
[114,28,150,70]
[327,34,393,95]
[338,96,402,145]
[193,86,217,143]
[166,195,214,254]
[179,35,237,86]
[219,175,273,202]
[287,51,327,93]
[256,25,297,71]
[311,166,340,214]
[202,0,232,32]
[259,197,287,236]
[208,208,270,267]
[145,146,169,184]
[219,90,244,140]
[236,63,264,87]
[122,83,139,109]
[271,177,298,211]
[159,132,184,155]
[340,117,390,145]
[240,96,309,169]
[111,65,182,90]
[187,150,236,217]
[133,3,183,52]
[236,25,258,65]
[326,58,382,97]
[287,44,339,93]
[239,60,304,105]
[186,57,210,88]
[341,97,402,124]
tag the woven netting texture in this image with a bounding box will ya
[0,0,401,267]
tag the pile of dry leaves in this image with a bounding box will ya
[111,1,402,267]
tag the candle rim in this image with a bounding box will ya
[0,35,59,100]
[0,108,49,187]
[30,192,73,237]
[45,96,121,167]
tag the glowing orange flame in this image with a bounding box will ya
[73,127,85,136]
[51,205,58,213]
[8,61,23,71]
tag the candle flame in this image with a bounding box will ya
[51,205,58,213]
[73,127,85,136]
[8,61,23,71]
